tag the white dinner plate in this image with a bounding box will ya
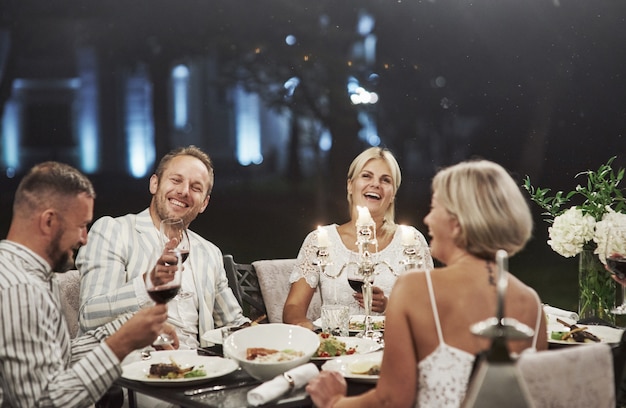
[121,350,239,386]
[312,336,382,361]
[321,351,383,384]
[548,324,624,345]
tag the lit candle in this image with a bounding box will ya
[401,225,417,246]
[317,226,330,247]
[356,206,374,226]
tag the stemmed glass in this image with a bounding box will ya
[145,247,182,345]
[159,218,192,299]
[604,226,626,314]
[347,263,379,340]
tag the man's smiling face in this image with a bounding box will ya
[150,154,211,227]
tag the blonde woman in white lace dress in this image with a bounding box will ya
[283,147,433,329]
[306,159,548,407]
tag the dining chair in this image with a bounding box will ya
[222,254,268,322]
[516,343,615,407]
[252,258,322,323]
[53,269,81,338]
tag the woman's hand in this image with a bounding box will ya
[353,285,388,313]
[306,370,347,408]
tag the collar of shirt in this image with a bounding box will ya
[0,240,53,282]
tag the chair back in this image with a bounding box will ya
[517,343,615,407]
[223,254,267,322]
[253,258,322,323]
[53,269,81,338]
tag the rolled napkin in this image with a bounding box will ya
[543,304,579,321]
[247,363,319,406]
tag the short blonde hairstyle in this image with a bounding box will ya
[347,147,402,234]
[432,160,532,259]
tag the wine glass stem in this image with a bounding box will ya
[362,281,373,335]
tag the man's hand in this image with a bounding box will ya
[106,304,174,360]
[153,323,180,350]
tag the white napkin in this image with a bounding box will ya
[201,327,225,345]
[247,363,319,406]
[543,305,579,321]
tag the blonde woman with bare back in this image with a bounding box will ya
[306,159,548,408]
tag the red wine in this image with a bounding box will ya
[179,250,189,263]
[148,286,181,304]
[607,255,626,279]
[348,278,373,292]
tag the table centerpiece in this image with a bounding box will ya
[523,157,626,324]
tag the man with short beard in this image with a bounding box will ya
[0,161,176,407]
[77,145,249,350]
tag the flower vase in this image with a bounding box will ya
[578,248,616,324]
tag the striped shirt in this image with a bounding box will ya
[0,241,126,408]
[76,208,248,346]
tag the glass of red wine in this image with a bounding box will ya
[159,218,192,299]
[145,247,182,345]
[604,226,626,314]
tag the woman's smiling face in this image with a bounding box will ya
[348,158,395,219]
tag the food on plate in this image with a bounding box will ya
[348,359,381,375]
[553,318,601,343]
[246,347,304,362]
[315,333,357,358]
[148,360,206,379]
[349,318,385,331]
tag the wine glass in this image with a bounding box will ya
[604,225,626,314]
[145,248,182,345]
[159,218,192,299]
[346,263,379,340]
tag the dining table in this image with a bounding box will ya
[116,344,376,408]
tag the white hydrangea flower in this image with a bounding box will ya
[593,208,626,263]
[547,207,596,257]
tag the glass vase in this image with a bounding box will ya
[578,248,616,324]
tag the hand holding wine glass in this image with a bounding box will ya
[160,218,190,262]
[159,218,192,299]
[145,243,182,345]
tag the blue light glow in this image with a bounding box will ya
[1,100,19,171]
[285,35,297,46]
[234,85,263,166]
[172,64,190,130]
[319,129,332,151]
[125,68,155,178]
[77,48,99,173]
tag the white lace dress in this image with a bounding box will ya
[289,224,433,315]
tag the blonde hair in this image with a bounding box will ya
[432,159,532,259]
[347,147,402,234]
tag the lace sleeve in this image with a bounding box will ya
[289,230,321,289]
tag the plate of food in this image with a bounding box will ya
[547,317,624,345]
[312,333,382,361]
[321,351,383,384]
[121,350,238,385]
[349,315,385,334]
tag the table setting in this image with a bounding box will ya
[543,304,625,347]
[118,322,377,408]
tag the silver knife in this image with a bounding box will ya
[184,380,261,396]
